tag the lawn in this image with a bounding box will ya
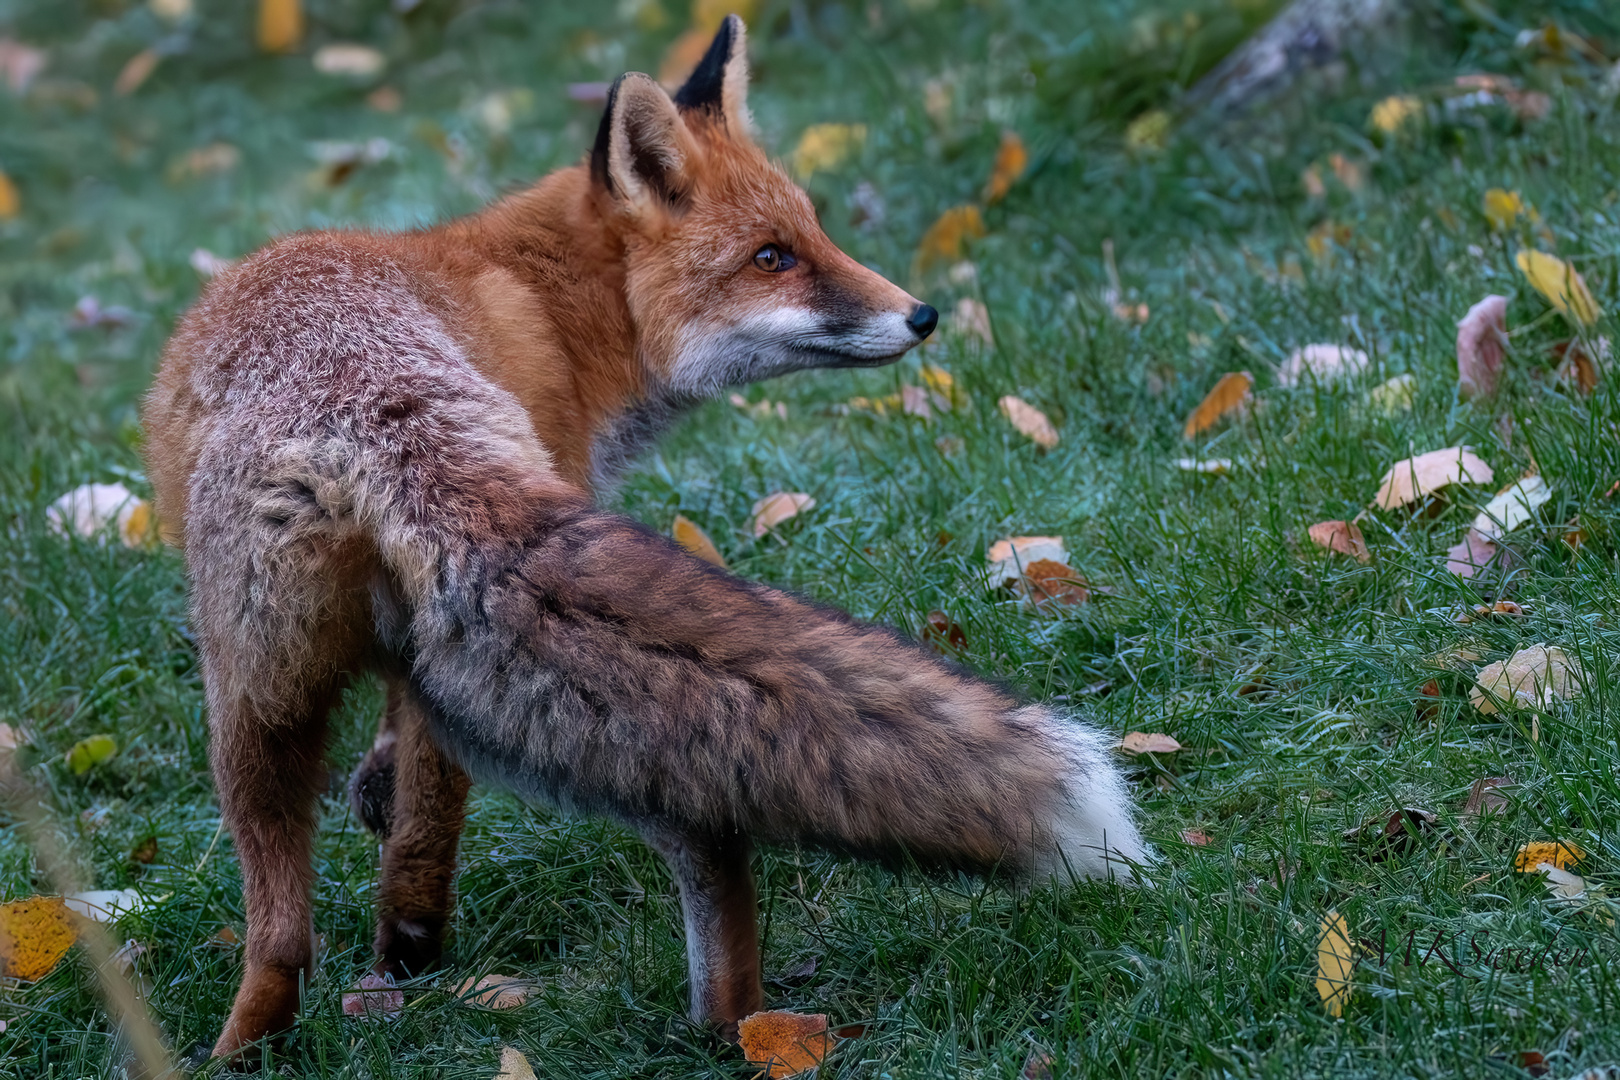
[3,0,1620,1076]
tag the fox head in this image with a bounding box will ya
[590,16,937,398]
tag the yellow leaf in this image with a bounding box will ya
[998,395,1059,449]
[982,130,1028,203]
[65,733,117,775]
[1119,732,1181,755]
[1306,520,1370,562]
[257,0,304,53]
[1514,841,1584,872]
[692,0,756,33]
[492,1046,538,1080]
[1516,249,1602,327]
[113,48,160,97]
[750,493,814,538]
[1373,446,1493,510]
[1367,374,1416,414]
[738,1011,832,1078]
[920,364,961,409]
[1316,912,1354,1016]
[1369,94,1422,134]
[1483,188,1525,231]
[914,205,985,272]
[1182,371,1252,438]
[0,898,77,982]
[455,974,537,1010]
[1124,109,1171,152]
[791,123,866,180]
[1470,644,1583,714]
[0,169,18,219]
[672,514,726,568]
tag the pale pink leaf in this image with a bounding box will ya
[1456,295,1508,400]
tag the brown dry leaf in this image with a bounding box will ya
[986,536,1068,587]
[1315,910,1354,1017]
[1119,731,1181,755]
[672,514,725,568]
[1514,841,1584,872]
[492,1046,538,1080]
[1180,829,1213,847]
[0,39,48,94]
[1182,372,1252,438]
[915,205,986,272]
[982,129,1028,204]
[1374,447,1494,510]
[0,897,77,981]
[0,168,18,219]
[1015,558,1088,608]
[1470,644,1583,715]
[1022,1050,1056,1080]
[1416,679,1441,723]
[1462,776,1514,817]
[738,1010,832,1079]
[1456,295,1509,399]
[921,610,967,654]
[130,836,158,864]
[341,972,404,1017]
[113,49,159,96]
[1306,520,1370,563]
[998,395,1058,449]
[952,297,994,346]
[257,0,304,53]
[750,493,814,538]
[1552,337,1608,395]
[1445,528,1500,579]
[455,973,537,1010]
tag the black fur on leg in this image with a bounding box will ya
[350,738,397,839]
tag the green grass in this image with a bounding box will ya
[5,0,1620,1075]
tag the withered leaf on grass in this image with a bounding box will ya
[1118,732,1180,755]
[998,395,1058,449]
[1307,520,1370,562]
[1539,863,1587,900]
[1462,776,1514,817]
[313,44,386,78]
[672,514,725,568]
[921,610,966,654]
[1015,559,1088,609]
[341,972,404,1017]
[492,1046,538,1080]
[257,0,304,53]
[1183,372,1251,438]
[1180,829,1213,847]
[986,536,1068,587]
[0,169,18,219]
[952,297,994,347]
[1552,337,1608,395]
[1343,808,1437,860]
[0,38,48,94]
[455,973,537,1010]
[1315,911,1354,1017]
[65,733,117,775]
[1471,645,1583,714]
[1445,528,1500,579]
[914,205,986,272]
[1471,476,1551,541]
[750,493,814,538]
[1276,344,1368,386]
[1516,250,1602,327]
[738,1011,832,1079]
[1514,841,1584,872]
[1374,447,1494,510]
[791,123,866,180]
[1456,295,1508,399]
[982,129,1028,204]
[0,897,77,981]
[113,49,160,96]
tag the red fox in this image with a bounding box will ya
[142,16,1146,1060]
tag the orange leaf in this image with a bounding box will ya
[915,205,986,272]
[1015,558,1088,608]
[0,897,77,982]
[998,395,1058,449]
[921,610,967,653]
[738,1011,832,1078]
[1119,732,1181,755]
[113,48,159,96]
[1306,520,1370,562]
[750,493,814,538]
[672,514,726,568]
[982,130,1028,204]
[0,169,19,220]
[257,0,304,53]
[1183,372,1252,438]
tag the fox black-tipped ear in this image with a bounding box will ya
[672,13,753,134]
[590,73,690,208]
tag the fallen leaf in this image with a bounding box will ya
[830,1022,866,1039]
[915,205,986,272]
[113,49,159,96]
[1456,295,1509,399]
[1174,457,1232,475]
[1471,645,1583,714]
[1374,447,1494,510]
[769,956,818,987]
[1301,165,1326,198]
[982,129,1027,203]
[1516,1051,1552,1078]
[920,363,963,410]
[1182,372,1252,438]
[367,85,403,112]
[63,889,144,922]
[0,169,18,219]
[111,938,147,976]
[1514,841,1584,872]
[0,38,47,93]
[750,493,814,538]
[1445,528,1500,579]
[455,973,536,1010]
[170,142,240,181]
[1307,520,1370,562]
[1180,829,1213,846]
[1021,1050,1056,1080]
[1471,475,1551,540]
[998,395,1058,449]
[189,248,233,278]
[0,898,77,981]
[208,925,240,947]
[1552,337,1608,395]
[1278,344,1368,386]
[952,297,994,346]
[1305,221,1353,265]
[1347,808,1437,859]
[1369,94,1423,134]
[1124,109,1171,151]
[738,1011,832,1079]
[986,536,1068,587]
[1119,732,1181,755]
[313,43,386,78]
[1015,558,1088,608]
[492,1046,537,1080]
[692,0,758,33]
[1463,776,1514,817]
[1516,250,1603,327]
[1483,188,1526,231]
[342,972,404,1017]
[1328,153,1363,191]
[130,836,158,864]
[791,123,866,180]
[257,0,304,53]
[1315,910,1354,1017]
[921,610,966,654]
[672,514,725,568]
[149,0,192,21]
[65,734,117,775]
[0,723,21,759]
[1454,600,1526,623]
[1416,678,1441,723]
[1540,862,1587,898]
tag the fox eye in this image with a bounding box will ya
[753,245,796,273]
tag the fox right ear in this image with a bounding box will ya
[672,14,753,135]
[590,73,691,209]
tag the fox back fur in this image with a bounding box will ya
[142,16,1146,1060]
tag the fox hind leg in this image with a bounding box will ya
[638,824,763,1041]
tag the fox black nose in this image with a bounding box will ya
[907,304,939,339]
